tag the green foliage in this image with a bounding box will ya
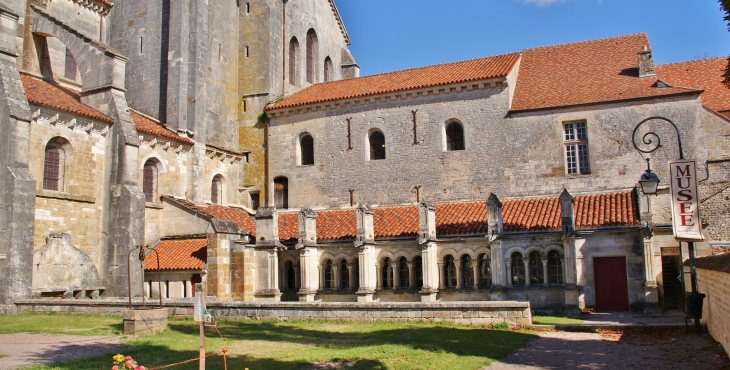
[532,315,585,325]
[490,321,510,330]
[11,314,537,370]
[257,111,268,124]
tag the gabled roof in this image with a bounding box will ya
[266,53,520,111]
[510,33,700,112]
[20,73,113,123]
[327,0,350,45]
[144,238,206,271]
[131,111,195,146]
[655,57,730,118]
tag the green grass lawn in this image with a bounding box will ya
[532,315,584,325]
[0,313,537,370]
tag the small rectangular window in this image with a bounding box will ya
[563,121,590,175]
[250,192,260,210]
[245,46,249,57]
[246,2,250,13]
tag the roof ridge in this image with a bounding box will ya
[521,32,647,52]
[657,56,729,67]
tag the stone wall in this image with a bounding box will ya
[267,83,704,210]
[13,299,533,326]
[697,265,730,356]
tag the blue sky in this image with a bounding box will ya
[335,0,730,76]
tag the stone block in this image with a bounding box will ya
[123,308,168,335]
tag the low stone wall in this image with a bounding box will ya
[696,254,730,357]
[11,299,532,326]
[0,305,17,315]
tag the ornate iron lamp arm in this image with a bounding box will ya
[632,116,685,159]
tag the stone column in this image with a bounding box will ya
[296,209,319,302]
[375,263,381,290]
[455,260,462,290]
[207,232,237,301]
[523,260,530,287]
[472,260,479,289]
[642,227,661,314]
[333,264,340,291]
[417,200,439,301]
[355,205,377,302]
[542,259,549,286]
[407,262,415,289]
[347,263,355,290]
[230,240,254,301]
[318,265,325,290]
[391,263,398,290]
[486,194,504,291]
[559,189,582,316]
[253,207,283,302]
[437,262,445,289]
[294,263,300,291]
[505,259,512,287]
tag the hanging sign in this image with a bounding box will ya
[668,159,704,241]
[193,283,212,324]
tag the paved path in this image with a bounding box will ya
[0,333,122,369]
[487,328,729,370]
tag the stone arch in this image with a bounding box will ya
[525,245,546,258]
[392,250,411,262]
[319,252,336,265]
[333,252,350,264]
[544,244,564,257]
[377,250,395,262]
[457,248,477,260]
[141,155,165,174]
[31,8,126,93]
[438,248,458,260]
[474,246,490,257]
[504,245,527,258]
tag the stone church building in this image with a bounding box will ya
[0,0,728,315]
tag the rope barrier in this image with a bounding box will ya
[147,348,228,370]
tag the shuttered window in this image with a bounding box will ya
[64,48,78,81]
[43,144,64,191]
[143,161,157,203]
[300,134,314,165]
[306,30,316,83]
[289,38,298,85]
[274,177,288,209]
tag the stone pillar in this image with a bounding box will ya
[437,262,445,290]
[374,263,381,290]
[0,7,34,305]
[640,192,661,314]
[294,263,300,290]
[492,241,504,288]
[505,260,512,287]
[231,240,254,301]
[542,259,549,286]
[407,262,415,289]
[559,189,581,316]
[319,265,325,290]
[296,208,319,302]
[472,260,479,289]
[455,260,462,290]
[355,205,376,302]
[523,260,531,287]
[333,264,340,291]
[487,194,504,291]
[347,263,355,290]
[418,201,439,302]
[391,263,398,290]
[253,207,283,301]
[207,232,237,301]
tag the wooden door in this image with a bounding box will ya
[594,257,629,311]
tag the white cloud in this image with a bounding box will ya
[519,0,565,6]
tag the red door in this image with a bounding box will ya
[594,257,629,311]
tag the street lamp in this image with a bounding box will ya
[632,116,703,335]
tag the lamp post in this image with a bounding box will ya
[632,116,702,335]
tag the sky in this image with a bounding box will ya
[335,0,730,76]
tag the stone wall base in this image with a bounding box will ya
[123,308,168,335]
[13,299,532,326]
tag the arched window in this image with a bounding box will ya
[285,261,296,291]
[381,258,393,289]
[274,177,288,209]
[306,29,317,83]
[398,257,409,289]
[444,255,457,288]
[461,255,474,288]
[288,37,299,85]
[300,134,314,165]
[43,141,66,191]
[323,56,333,82]
[340,259,349,289]
[548,250,563,285]
[478,253,492,288]
[369,131,385,160]
[414,256,423,289]
[143,160,159,203]
[352,257,359,290]
[211,175,223,204]
[529,251,544,286]
[446,121,465,151]
[511,252,525,287]
[324,259,333,289]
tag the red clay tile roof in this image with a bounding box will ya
[655,57,730,116]
[266,53,520,111]
[168,198,256,235]
[510,34,700,112]
[436,201,488,235]
[131,111,195,146]
[144,238,206,271]
[503,197,562,232]
[278,209,358,243]
[20,73,113,123]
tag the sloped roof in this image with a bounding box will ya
[694,252,730,273]
[655,57,730,118]
[144,238,206,271]
[131,111,195,146]
[166,197,256,235]
[510,33,700,112]
[20,73,113,123]
[266,53,520,111]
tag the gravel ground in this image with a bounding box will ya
[0,333,122,369]
[487,328,730,370]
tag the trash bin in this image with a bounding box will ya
[686,293,706,319]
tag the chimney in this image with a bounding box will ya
[354,204,374,247]
[638,46,655,78]
[296,208,317,248]
[418,200,437,244]
[559,189,575,236]
[486,193,503,240]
